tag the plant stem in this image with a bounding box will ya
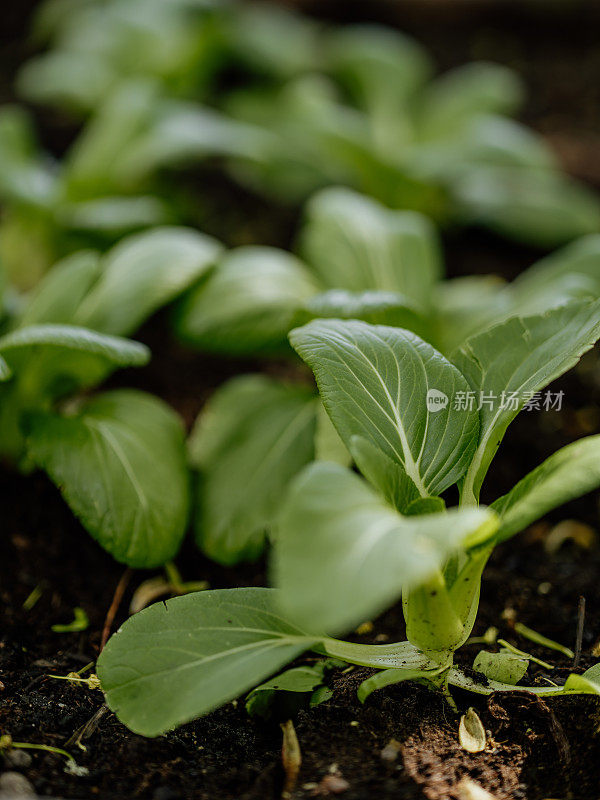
[100,567,132,651]
[497,639,554,670]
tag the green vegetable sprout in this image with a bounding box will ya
[0,226,222,566]
[11,0,600,249]
[99,302,600,736]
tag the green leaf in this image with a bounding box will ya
[327,24,431,111]
[449,663,600,697]
[245,661,335,719]
[0,355,12,382]
[62,80,159,195]
[349,435,420,512]
[229,3,320,78]
[0,106,57,207]
[17,50,115,113]
[290,319,479,498]
[508,233,600,298]
[189,376,317,565]
[314,401,351,467]
[434,243,600,356]
[115,101,273,185]
[51,606,89,634]
[513,622,574,659]
[419,62,524,138]
[302,289,429,338]
[320,638,439,671]
[432,275,508,354]
[358,665,445,704]
[19,250,101,327]
[59,195,169,233]
[452,166,600,247]
[273,461,496,635]
[473,650,528,685]
[176,247,319,355]
[97,588,318,737]
[0,324,149,399]
[491,435,600,542]
[455,300,600,501]
[74,227,223,336]
[405,496,446,516]
[563,663,600,695]
[26,390,189,568]
[299,187,441,309]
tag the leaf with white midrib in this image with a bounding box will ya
[191,375,317,565]
[455,299,600,500]
[290,319,479,498]
[491,434,600,541]
[97,588,319,737]
[26,390,189,568]
[273,461,496,635]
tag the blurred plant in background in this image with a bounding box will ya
[0,0,597,294]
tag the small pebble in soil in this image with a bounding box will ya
[2,749,33,769]
[354,621,373,635]
[312,774,351,795]
[380,738,402,763]
[0,771,36,797]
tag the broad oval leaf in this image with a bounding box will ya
[115,101,273,185]
[75,227,223,336]
[473,650,528,685]
[302,289,429,338]
[452,165,600,247]
[349,434,420,512]
[97,587,318,737]
[17,50,115,113]
[0,106,57,208]
[273,461,496,635]
[298,187,441,308]
[19,250,101,328]
[327,24,432,110]
[189,375,317,565]
[58,194,169,234]
[0,323,149,397]
[508,233,600,299]
[62,79,159,195]
[491,434,600,541]
[290,319,479,498]
[454,300,600,501]
[314,400,351,467]
[229,3,320,78]
[25,389,189,568]
[176,247,320,355]
[418,62,524,138]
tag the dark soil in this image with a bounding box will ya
[3,1,600,799]
[4,372,600,800]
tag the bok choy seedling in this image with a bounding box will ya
[98,306,600,737]
[182,187,600,566]
[0,226,222,567]
[16,1,600,247]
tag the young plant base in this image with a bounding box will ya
[99,308,600,736]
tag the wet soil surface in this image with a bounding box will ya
[3,1,600,798]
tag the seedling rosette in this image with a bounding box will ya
[98,302,600,736]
